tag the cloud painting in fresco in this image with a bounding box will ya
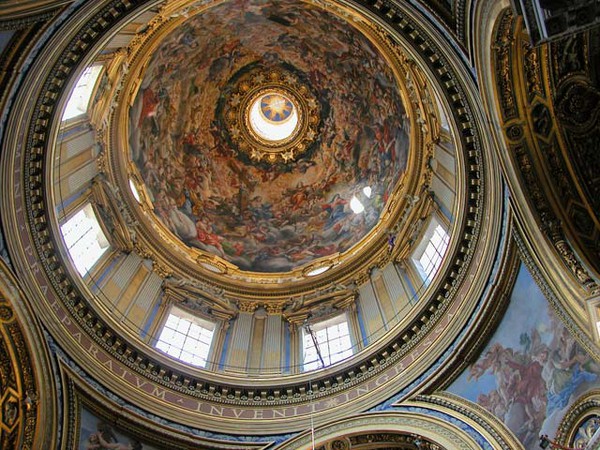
[448,264,600,449]
[129,0,409,273]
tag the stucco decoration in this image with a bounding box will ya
[128,0,410,273]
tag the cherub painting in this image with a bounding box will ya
[79,408,157,450]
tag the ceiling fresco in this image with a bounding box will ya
[128,0,410,273]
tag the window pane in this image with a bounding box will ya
[156,307,215,368]
[303,315,353,370]
[164,314,179,329]
[60,203,109,276]
[156,341,170,353]
[62,65,103,121]
[176,319,191,333]
[171,331,186,348]
[413,220,449,282]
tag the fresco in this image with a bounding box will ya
[129,0,409,273]
[79,406,158,450]
[448,264,600,449]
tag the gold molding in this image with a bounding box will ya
[273,409,481,450]
[488,7,600,351]
[423,218,520,392]
[0,261,57,449]
[60,363,266,450]
[412,393,524,450]
[554,390,600,447]
[224,68,320,164]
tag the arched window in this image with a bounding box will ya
[62,65,103,121]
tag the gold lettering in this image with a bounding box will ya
[48,298,60,312]
[88,344,98,358]
[231,409,245,419]
[151,386,166,400]
[30,263,41,276]
[356,385,369,396]
[376,373,390,385]
[272,409,287,418]
[209,405,224,416]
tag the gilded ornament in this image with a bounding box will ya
[0,305,13,322]
[222,66,321,164]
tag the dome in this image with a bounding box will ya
[46,0,463,414]
[126,0,410,274]
[4,0,600,448]
[1,0,508,439]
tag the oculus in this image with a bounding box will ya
[224,67,320,164]
[259,93,294,124]
[249,91,299,142]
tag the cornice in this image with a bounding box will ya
[423,214,519,393]
[514,229,600,361]
[0,4,65,30]
[60,362,268,449]
[554,390,600,447]
[273,409,481,450]
[105,3,433,296]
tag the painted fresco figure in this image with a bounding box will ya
[87,433,142,450]
[538,346,598,414]
[137,88,159,129]
[322,194,348,228]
